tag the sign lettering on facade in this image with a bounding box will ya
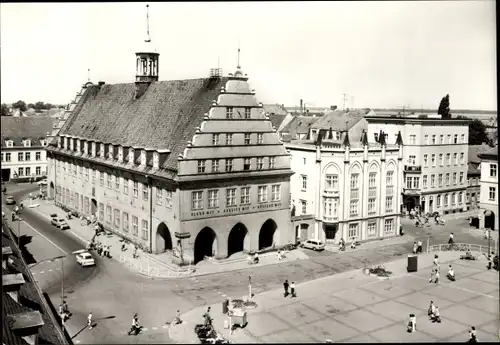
[190,203,282,219]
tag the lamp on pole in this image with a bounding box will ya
[248,275,252,300]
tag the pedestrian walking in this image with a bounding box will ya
[433,254,439,267]
[133,245,138,258]
[412,242,418,254]
[487,254,493,270]
[428,301,436,318]
[97,243,103,256]
[417,240,423,254]
[431,306,441,323]
[468,326,478,343]
[283,280,289,297]
[448,232,455,245]
[429,268,436,283]
[434,270,440,284]
[407,313,416,333]
[290,282,296,297]
[87,312,93,329]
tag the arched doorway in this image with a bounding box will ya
[259,219,277,250]
[194,227,217,264]
[156,222,173,254]
[49,182,55,199]
[485,211,496,230]
[91,198,97,216]
[405,196,417,213]
[227,223,248,257]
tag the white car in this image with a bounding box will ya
[76,251,95,267]
[301,239,326,251]
[51,218,70,230]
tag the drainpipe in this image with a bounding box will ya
[146,175,153,254]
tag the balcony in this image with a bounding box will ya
[403,188,421,195]
[323,215,339,223]
[323,189,340,198]
[404,165,422,173]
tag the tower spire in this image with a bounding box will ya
[145,4,151,43]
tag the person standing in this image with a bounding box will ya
[283,280,289,297]
[290,282,296,297]
[434,269,440,284]
[469,326,478,342]
[87,312,93,330]
[412,242,418,254]
[417,240,423,254]
[448,232,455,245]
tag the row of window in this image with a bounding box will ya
[225,107,253,119]
[55,186,149,239]
[348,219,395,238]
[56,161,173,206]
[197,157,277,173]
[211,133,265,146]
[417,133,467,145]
[417,152,466,167]
[298,194,395,217]
[3,139,47,148]
[424,191,467,208]
[301,171,395,192]
[15,166,44,177]
[1,151,42,162]
[191,185,281,210]
[407,172,466,189]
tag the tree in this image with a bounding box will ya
[457,116,490,145]
[27,103,35,109]
[1,103,10,116]
[438,94,451,119]
[12,100,27,112]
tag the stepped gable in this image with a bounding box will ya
[58,77,228,171]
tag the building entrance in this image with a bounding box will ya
[259,219,277,250]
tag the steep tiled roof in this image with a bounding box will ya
[478,145,498,159]
[58,78,228,171]
[1,117,55,147]
[310,109,365,130]
[263,104,288,116]
[268,114,287,130]
[468,144,491,163]
[281,116,320,138]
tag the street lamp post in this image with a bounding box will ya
[248,275,252,300]
[17,215,21,248]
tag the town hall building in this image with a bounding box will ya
[46,19,293,265]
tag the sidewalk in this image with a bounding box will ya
[169,250,464,344]
[23,198,310,279]
[325,235,410,253]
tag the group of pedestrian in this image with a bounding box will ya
[59,301,70,321]
[428,301,441,323]
[412,240,423,254]
[429,254,440,283]
[283,280,296,298]
[94,241,111,258]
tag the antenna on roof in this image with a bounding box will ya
[237,39,241,69]
[145,4,151,43]
[345,120,349,132]
[87,68,90,82]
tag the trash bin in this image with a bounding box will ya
[222,298,229,314]
[407,255,418,272]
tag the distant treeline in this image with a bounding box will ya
[372,108,496,115]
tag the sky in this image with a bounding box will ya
[0,1,496,110]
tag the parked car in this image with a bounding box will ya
[301,239,326,251]
[5,196,15,205]
[76,251,95,267]
[51,218,70,230]
[37,179,48,186]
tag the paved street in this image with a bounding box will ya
[2,182,498,344]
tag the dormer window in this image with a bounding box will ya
[76,139,81,152]
[84,141,88,154]
[24,139,31,147]
[140,150,146,166]
[153,152,159,168]
[129,149,135,164]
[70,138,74,151]
[91,142,96,157]
[57,137,62,148]
[107,145,114,159]
[100,144,105,157]
[41,139,47,147]
[64,137,68,149]
[5,140,13,147]
[118,147,123,161]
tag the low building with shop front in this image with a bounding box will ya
[285,119,404,244]
[46,32,293,265]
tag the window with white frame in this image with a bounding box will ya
[452,172,457,185]
[258,186,268,203]
[432,135,436,144]
[226,134,233,145]
[384,219,394,234]
[460,153,465,164]
[406,176,412,189]
[5,153,11,162]
[25,153,31,161]
[142,184,149,201]
[446,153,451,165]
[165,190,172,208]
[445,173,450,185]
[458,192,463,204]
[369,172,377,187]
[444,194,449,207]
[459,172,464,183]
[301,175,308,191]
[115,175,120,189]
[133,181,138,198]
[212,134,220,146]
[350,173,359,189]
[36,166,41,175]
[132,216,138,236]
[123,178,129,194]
[241,187,250,204]
[257,133,263,144]
[114,209,120,229]
[212,159,220,173]
[349,200,359,217]
[438,174,442,186]
[301,200,307,214]
[244,107,251,119]
[423,154,428,166]
[423,175,428,188]
[208,189,219,208]
[409,135,416,145]
[99,203,104,220]
[439,154,444,166]
[107,173,112,188]
[99,172,104,186]
[192,191,203,210]
[453,153,458,165]
[440,134,444,144]
[122,212,129,232]
[368,221,377,236]
[325,174,338,190]
[25,167,31,176]
[447,134,451,144]
[385,196,393,212]
[106,205,112,224]
[451,193,456,206]
[18,152,24,161]
[490,164,497,177]
[437,194,441,207]
[431,154,436,166]
[368,198,376,215]
[453,134,458,144]
[226,188,236,206]
[243,158,251,171]
[225,159,233,172]
[156,188,162,205]
[226,107,233,119]
[408,155,416,165]
[244,133,251,145]
[489,187,496,201]
[429,174,435,187]
[271,184,281,201]
[460,134,465,143]
[198,160,206,173]
[141,219,148,240]
[269,156,276,169]
[386,171,394,186]
[35,152,41,161]
[257,157,264,170]
[424,135,429,144]
[324,199,333,217]
[348,223,359,238]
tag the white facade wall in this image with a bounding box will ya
[1,147,48,180]
[479,157,499,230]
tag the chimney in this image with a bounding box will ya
[300,99,303,114]
[7,311,44,345]
[3,273,26,303]
[2,246,13,270]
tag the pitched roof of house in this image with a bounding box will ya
[1,222,70,345]
[468,144,491,163]
[478,145,498,159]
[57,78,228,171]
[1,117,55,147]
[310,109,366,130]
[281,116,319,138]
[263,104,288,116]
[268,114,287,130]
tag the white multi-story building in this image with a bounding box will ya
[286,126,404,244]
[1,117,54,182]
[478,146,498,231]
[365,114,469,215]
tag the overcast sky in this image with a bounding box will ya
[0,1,496,110]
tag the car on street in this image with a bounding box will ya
[301,239,326,251]
[76,251,95,267]
[51,218,70,230]
[5,195,16,205]
[37,179,48,186]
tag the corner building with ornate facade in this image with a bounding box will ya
[46,39,293,265]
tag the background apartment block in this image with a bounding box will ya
[478,146,498,231]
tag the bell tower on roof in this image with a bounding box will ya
[135,4,159,84]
